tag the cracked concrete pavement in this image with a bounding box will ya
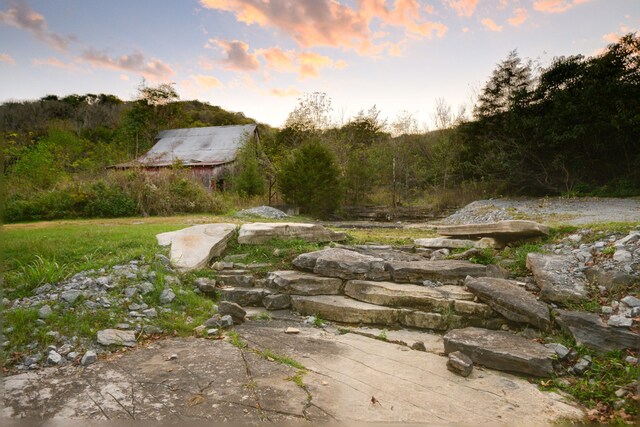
[2,319,584,424]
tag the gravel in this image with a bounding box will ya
[235,206,289,219]
[443,197,640,225]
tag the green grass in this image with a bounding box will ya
[376,329,388,341]
[502,243,544,276]
[259,348,306,370]
[226,330,246,348]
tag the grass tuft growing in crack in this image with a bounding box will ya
[259,348,306,370]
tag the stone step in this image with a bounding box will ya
[217,274,255,288]
[385,260,487,284]
[414,237,500,249]
[436,220,550,242]
[293,248,389,280]
[290,295,499,331]
[218,287,271,307]
[266,271,343,295]
[344,280,493,318]
[238,222,347,244]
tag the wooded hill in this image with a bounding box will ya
[2,34,639,222]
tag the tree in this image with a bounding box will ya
[284,92,333,132]
[233,137,266,197]
[278,140,343,217]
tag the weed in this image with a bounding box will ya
[259,348,306,370]
[253,312,272,321]
[601,247,616,256]
[312,315,325,328]
[502,243,544,276]
[287,370,307,389]
[8,256,71,297]
[469,248,497,265]
[226,330,246,348]
[377,329,388,341]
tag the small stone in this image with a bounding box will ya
[195,277,217,293]
[614,387,628,398]
[47,351,63,365]
[123,287,138,298]
[447,351,473,377]
[219,315,234,328]
[97,329,136,347]
[143,308,157,318]
[625,356,638,365]
[159,288,176,304]
[137,282,154,295]
[607,315,633,328]
[67,351,79,360]
[168,353,178,360]
[194,325,206,335]
[142,325,163,335]
[57,344,72,356]
[96,277,110,287]
[571,357,591,375]
[273,248,282,257]
[545,343,570,360]
[60,290,82,304]
[46,331,60,339]
[613,250,632,263]
[207,328,219,336]
[621,296,640,308]
[115,323,131,330]
[155,253,171,268]
[284,327,300,334]
[204,316,221,328]
[218,301,246,324]
[24,354,42,366]
[631,307,640,317]
[212,262,226,271]
[81,351,97,366]
[601,306,613,314]
[613,400,626,410]
[46,345,57,353]
[263,294,291,310]
[38,305,52,319]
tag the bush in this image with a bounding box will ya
[278,140,343,217]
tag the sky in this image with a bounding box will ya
[0,0,638,128]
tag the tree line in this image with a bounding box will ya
[2,34,638,221]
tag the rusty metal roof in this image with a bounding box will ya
[118,124,257,168]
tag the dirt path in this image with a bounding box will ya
[2,319,583,423]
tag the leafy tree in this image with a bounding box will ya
[278,140,343,217]
[233,137,266,197]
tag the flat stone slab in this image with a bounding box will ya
[3,327,583,423]
[415,237,500,249]
[526,253,588,304]
[436,220,550,242]
[218,287,271,307]
[385,260,487,284]
[555,309,640,354]
[96,329,136,347]
[293,248,389,281]
[266,270,343,295]
[444,327,556,377]
[291,295,400,325]
[464,276,551,330]
[344,280,489,316]
[156,223,236,271]
[238,222,346,244]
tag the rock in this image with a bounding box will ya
[207,328,219,336]
[571,357,591,375]
[411,342,427,352]
[194,277,217,293]
[436,220,550,242]
[97,329,136,347]
[81,351,97,366]
[138,281,155,295]
[123,286,138,298]
[238,222,346,244]
[266,271,343,295]
[545,343,571,360]
[601,306,613,314]
[159,288,176,304]
[38,305,52,319]
[219,315,234,328]
[464,276,551,330]
[155,253,171,268]
[447,351,473,377]
[293,248,389,281]
[284,327,300,334]
[386,260,487,285]
[143,308,157,318]
[291,295,400,325]
[218,287,270,306]
[57,344,72,356]
[399,311,448,330]
[194,325,206,335]
[218,301,246,324]
[217,274,255,287]
[415,237,500,249]
[203,316,221,328]
[444,327,556,377]
[626,356,638,365]
[60,290,82,304]
[142,325,163,335]
[47,351,63,365]
[66,352,79,361]
[526,254,588,304]
[607,315,633,328]
[613,250,633,263]
[156,223,236,271]
[621,296,640,308]
[555,310,640,353]
[235,206,288,219]
[263,294,291,310]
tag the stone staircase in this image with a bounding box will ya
[207,247,508,332]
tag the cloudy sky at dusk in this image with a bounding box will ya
[0,0,638,127]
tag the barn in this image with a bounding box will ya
[113,124,259,191]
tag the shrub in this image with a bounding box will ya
[278,140,343,218]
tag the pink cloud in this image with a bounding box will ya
[0,53,16,65]
[200,0,447,56]
[193,74,224,89]
[508,8,528,26]
[268,87,302,97]
[258,47,296,72]
[298,51,343,79]
[208,39,260,71]
[481,18,503,32]
[444,0,479,17]
[79,48,174,81]
[32,56,76,70]
[533,0,590,14]
[0,0,73,51]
